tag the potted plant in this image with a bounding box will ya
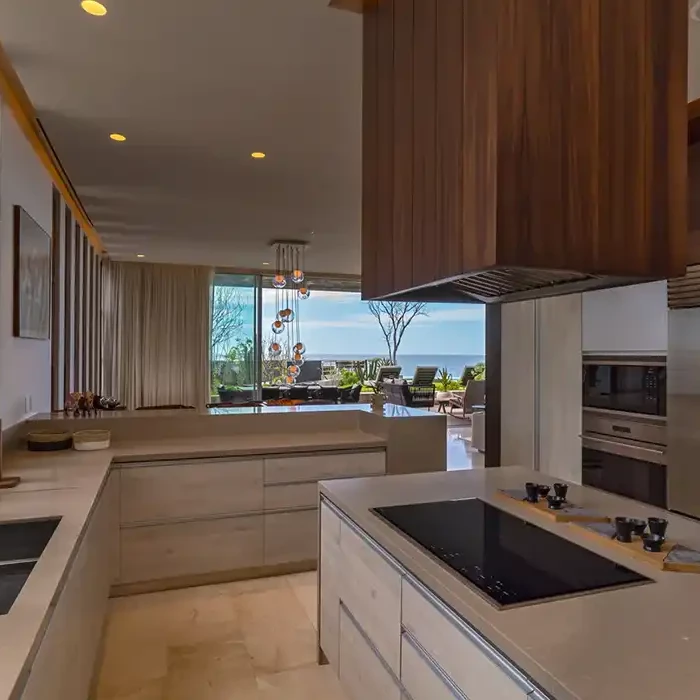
[217,385,242,403]
[435,367,453,402]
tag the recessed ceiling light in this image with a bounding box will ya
[251,152,266,159]
[136,254,145,258]
[262,262,270,265]
[109,133,127,142]
[81,1,108,17]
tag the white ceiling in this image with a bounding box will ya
[0,0,362,274]
[1,2,699,276]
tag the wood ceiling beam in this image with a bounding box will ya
[0,41,104,253]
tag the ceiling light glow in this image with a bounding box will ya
[81,1,108,16]
[251,152,266,159]
[136,254,145,258]
[109,133,127,142]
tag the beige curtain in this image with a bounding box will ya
[103,262,212,410]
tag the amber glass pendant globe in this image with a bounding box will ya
[272,274,286,289]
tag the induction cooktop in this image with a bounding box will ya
[372,498,650,608]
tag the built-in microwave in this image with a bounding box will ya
[582,356,666,417]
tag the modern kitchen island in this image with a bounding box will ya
[318,467,700,700]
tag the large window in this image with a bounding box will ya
[210,274,485,401]
[210,274,259,400]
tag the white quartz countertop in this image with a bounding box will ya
[320,467,700,700]
[0,428,386,699]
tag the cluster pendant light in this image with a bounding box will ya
[269,242,310,383]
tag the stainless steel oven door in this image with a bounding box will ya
[582,435,666,508]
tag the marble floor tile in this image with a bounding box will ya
[96,575,345,700]
[286,571,318,629]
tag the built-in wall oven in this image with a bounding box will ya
[582,355,666,417]
[582,355,667,508]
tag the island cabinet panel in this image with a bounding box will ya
[338,520,402,674]
[119,457,263,524]
[20,478,117,700]
[338,604,402,700]
[401,580,531,700]
[361,0,688,300]
[401,632,461,700]
[119,515,263,584]
[263,450,385,485]
[319,503,342,671]
[263,508,317,565]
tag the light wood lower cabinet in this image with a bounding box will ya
[119,457,263,524]
[401,632,462,700]
[263,508,317,565]
[20,478,118,700]
[338,519,402,674]
[119,515,263,584]
[264,450,385,484]
[401,580,531,700]
[319,503,342,671]
[264,481,318,510]
[338,604,402,700]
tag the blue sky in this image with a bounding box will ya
[262,290,485,357]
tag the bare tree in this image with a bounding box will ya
[367,301,428,364]
[211,286,246,359]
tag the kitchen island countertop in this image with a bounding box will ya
[320,466,700,700]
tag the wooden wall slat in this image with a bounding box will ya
[50,187,62,411]
[63,208,73,399]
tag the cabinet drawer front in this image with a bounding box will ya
[264,450,385,485]
[120,458,263,524]
[263,509,318,565]
[402,580,530,700]
[264,482,318,511]
[120,515,263,583]
[339,604,401,700]
[339,521,401,674]
[401,633,462,700]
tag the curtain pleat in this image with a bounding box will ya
[102,261,212,410]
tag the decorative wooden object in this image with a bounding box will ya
[360,0,688,301]
[572,521,700,574]
[495,490,609,524]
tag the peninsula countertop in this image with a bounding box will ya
[0,426,388,700]
[320,467,700,700]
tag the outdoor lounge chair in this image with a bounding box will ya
[449,379,485,419]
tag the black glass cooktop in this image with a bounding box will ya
[372,499,650,607]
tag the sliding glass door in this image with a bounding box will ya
[210,273,261,402]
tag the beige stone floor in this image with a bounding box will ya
[94,572,347,700]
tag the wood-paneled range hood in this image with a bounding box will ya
[332,0,689,303]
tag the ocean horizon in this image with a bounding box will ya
[305,353,485,378]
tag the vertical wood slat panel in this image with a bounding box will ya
[91,249,99,392]
[50,188,62,411]
[462,0,498,270]
[435,0,465,280]
[63,208,73,398]
[374,0,395,298]
[96,257,103,394]
[391,0,414,292]
[73,224,82,391]
[361,5,380,300]
[82,236,89,391]
[411,0,437,288]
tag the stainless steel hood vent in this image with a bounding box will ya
[383,268,642,304]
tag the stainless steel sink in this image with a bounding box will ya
[0,518,61,614]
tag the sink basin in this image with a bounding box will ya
[0,518,60,563]
[0,518,60,615]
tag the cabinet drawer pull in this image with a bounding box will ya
[402,629,469,700]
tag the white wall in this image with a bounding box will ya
[0,98,53,428]
[582,281,668,355]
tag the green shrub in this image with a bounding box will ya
[339,368,359,387]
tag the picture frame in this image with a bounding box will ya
[13,205,51,340]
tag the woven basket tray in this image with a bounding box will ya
[73,430,111,451]
[27,431,73,452]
